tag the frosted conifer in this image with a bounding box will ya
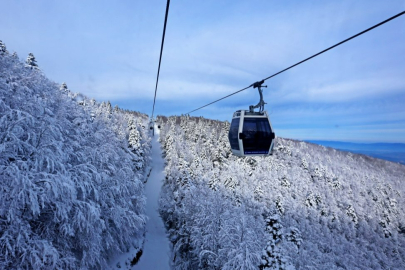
[25,52,39,69]
[106,101,113,114]
[60,82,68,92]
[0,40,8,55]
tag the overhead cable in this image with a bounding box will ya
[151,0,171,120]
[187,10,405,115]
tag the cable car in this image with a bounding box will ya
[228,80,275,157]
[229,110,275,156]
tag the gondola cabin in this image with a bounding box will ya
[228,110,275,157]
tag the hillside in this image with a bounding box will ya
[0,49,151,269]
[2,43,405,269]
[158,115,405,270]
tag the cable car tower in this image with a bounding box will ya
[228,80,275,157]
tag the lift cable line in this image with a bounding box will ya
[187,10,405,115]
[151,0,171,121]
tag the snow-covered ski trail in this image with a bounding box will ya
[133,127,171,269]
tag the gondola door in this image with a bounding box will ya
[229,113,243,156]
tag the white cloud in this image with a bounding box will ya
[307,78,404,103]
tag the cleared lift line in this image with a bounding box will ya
[133,128,171,269]
[186,10,405,115]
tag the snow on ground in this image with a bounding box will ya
[110,126,171,269]
[134,127,171,269]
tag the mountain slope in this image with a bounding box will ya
[158,115,405,270]
[0,50,151,269]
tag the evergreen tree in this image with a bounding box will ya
[106,101,113,114]
[25,52,39,69]
[60,82,68,92]
[0,40,8,55]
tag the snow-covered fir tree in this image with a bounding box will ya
[106,100,113,114]
[60,82,68,92]
[0,40,8,55]
[25,52,39,69]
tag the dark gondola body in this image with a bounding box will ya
[228,110,275,156]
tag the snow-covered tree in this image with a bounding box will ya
[0,46,152,269]
[25,52,39,69]
[106,100,113,114]
[158,115,405,270]
[0,40,8,55]
[60,82,68,92]
[114,104,120,113]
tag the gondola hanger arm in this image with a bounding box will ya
[249,80,267,113]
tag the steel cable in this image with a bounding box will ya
[187,10,405,115]
[151,0,171,120]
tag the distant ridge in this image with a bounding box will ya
[307,140,405,165]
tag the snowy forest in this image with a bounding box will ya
[158,115,405,269]
[1,40,405,270]
[0,43,152,269]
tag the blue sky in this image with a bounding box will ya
[1,0,405,143]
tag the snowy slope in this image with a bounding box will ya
[0,47,151,269]
[158,115,405,270]
[133,127,171,269]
